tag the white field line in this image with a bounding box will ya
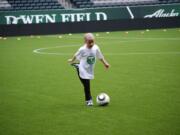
[33,44,180,56]
[33,45,79,52]
[33,45,79,55]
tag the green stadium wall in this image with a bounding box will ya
[0,4,180,36]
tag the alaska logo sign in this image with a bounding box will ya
[5,12,107,25]
[144,9,179,18]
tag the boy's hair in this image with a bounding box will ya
[84,33,95,41]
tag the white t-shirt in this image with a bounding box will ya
[75,44,104,79]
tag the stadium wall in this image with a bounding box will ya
[0,4,180,36]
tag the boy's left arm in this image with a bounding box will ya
[100,58,110,69]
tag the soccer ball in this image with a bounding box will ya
[96,93,110,106]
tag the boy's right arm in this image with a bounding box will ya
[68,47,82,64]
[68,55,76,64]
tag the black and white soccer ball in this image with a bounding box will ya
[96,93,110,106]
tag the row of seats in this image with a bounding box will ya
[0,0,10,8]
[0,0,64,11]
[0,0,180,11]
[76,0,180,8]
[93,0,157,7]
[70,0,93,8]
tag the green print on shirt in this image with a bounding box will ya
[87,56,95,65]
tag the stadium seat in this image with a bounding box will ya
[0,0,64,11]
[0,0,11,11]
[71,0,180,8]
[70,0,93,8]
[0,0,180,11]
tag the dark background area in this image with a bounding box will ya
[1,17,180,36]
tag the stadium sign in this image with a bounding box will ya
[0,4,179,25]
[5,14,56,24]
[144,9,179,18]
[0,7,130,25]
[5,12,107,25]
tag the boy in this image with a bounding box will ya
[68,33,110,106]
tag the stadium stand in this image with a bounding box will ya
[70,0,93,8]
[71,0,180,8]
[92,0,159,7]
[0,0,180,11]
[0,0,11,10]
[0,0,64,11]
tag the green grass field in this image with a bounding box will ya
[0,28,180,135]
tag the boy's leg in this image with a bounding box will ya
[71,63,93,105]
[79,78,92,101]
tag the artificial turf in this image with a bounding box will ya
[0,28,180,135]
